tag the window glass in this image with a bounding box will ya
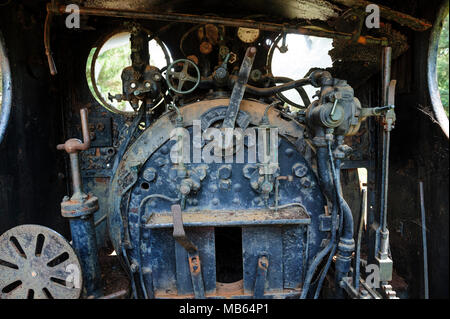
[270,34,333,107]
[437,14,449,116]
[86,32,170,114]
[0,53,2,110]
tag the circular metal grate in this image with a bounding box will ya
[0,224,82,299]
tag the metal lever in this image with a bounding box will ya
[222,46,257,129]
[171,204,205,298]
[57,108,91,153]
[57,108,102,297]
[172,204,198,254]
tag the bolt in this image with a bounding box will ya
[300,177,311,188]
[218,165,232,179]
[180,183,191,196]
[262,183,272,193]
[130,263,138,273]
[143,167,157,182]
[292,163,307,178]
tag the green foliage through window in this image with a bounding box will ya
[0,55,3,108]
[86,32,170,114]
[437,14,449,116]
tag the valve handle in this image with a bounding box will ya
[165,59,201,94]
[57,108,91,154]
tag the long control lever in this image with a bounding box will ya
[57,108,102,298]
[222,46,257,129]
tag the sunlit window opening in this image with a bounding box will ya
[0,53,3,110]
[86,32,169,114]
[271,34,333,106]
[437,14,449,116]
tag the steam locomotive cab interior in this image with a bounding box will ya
[0,0,448,300]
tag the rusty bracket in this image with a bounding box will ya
[383,80,397,132]
[188,253,205,298]
[330,0,432,32]
[253,255,269,298]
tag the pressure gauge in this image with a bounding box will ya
[237,27,260,43]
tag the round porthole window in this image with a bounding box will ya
[86,31,171,115]
[428,1,449,137]
[0,31,12,144]
[268,33,333,108]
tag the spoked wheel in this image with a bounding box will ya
[0,224,82,299]
[165,58,201,94]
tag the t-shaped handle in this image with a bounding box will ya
[57,108,91,154]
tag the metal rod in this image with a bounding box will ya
[69,153,83,196]
[419,181,429,299]
[354,188,367,292]
[47,4,387,45]
[44,9,57,75]
[380,47,391,234]
[98,289,128,299]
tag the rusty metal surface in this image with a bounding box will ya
[329,0,432,31]
[77,0,341,21]
[48,4,387,45]
[146,207,311,228]
[0,225,82,299]
[107,98,306,252]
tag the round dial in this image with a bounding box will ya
[237,27,260,43]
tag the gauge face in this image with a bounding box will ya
[237,27,260,43]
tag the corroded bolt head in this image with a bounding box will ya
[300,177,311,188]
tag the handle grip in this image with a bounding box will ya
[57,108,91,153]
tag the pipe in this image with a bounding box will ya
[354,189,367,292]
[419,181,429,299]
[331,155,355,298]
[335,159,354,240]
[47,5,387,45]
[44,5,57,75]
[271,76,311,107]
[314,142,355,298]
[378,47,392,261]
[301,145,338,299]
[69,216,102,297]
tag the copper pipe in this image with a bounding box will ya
[57,108,91,153]
[44,5,57,76]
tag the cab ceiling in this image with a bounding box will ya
[74,0,342,21]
